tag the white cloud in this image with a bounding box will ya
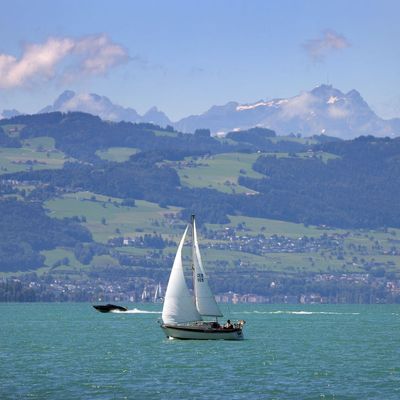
[73,34,128,75]
[303,30,350,62]
[62,93,105,113]
[280,92,317,118]
[0,34,129,89]
[328,106,350,119]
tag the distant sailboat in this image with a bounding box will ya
[160,215,245,340]
[154,282,163,303]
[141,285,150,302]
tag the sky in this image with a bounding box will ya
[0,0,399,121]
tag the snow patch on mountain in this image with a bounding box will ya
[236,101,274,111]
[327,96,339,104]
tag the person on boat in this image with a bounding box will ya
[224,319,233,329]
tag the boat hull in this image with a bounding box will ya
[161,324,244,340]
[93,304,128,313]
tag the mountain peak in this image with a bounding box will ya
[346,89,362,100]
[311,84,344,99]
[39,91,171,127]
[53,90,76,109]
[142,106,171,126]
[145,106,159,114]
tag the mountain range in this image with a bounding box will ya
[39,90,172,127]
[175,85,400,139]
[2,85,399,139]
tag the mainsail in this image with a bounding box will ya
[192,217,223,317]
[162,226,202,324]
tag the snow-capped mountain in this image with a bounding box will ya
[5,85,399,139]
[175,85,400,139]
[39,90,172,127]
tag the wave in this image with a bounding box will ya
[234,310,360,315]
[111,308,162,314]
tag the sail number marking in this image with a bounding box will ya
[197,273,204,282]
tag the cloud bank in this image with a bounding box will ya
[0,34,129,89]
[303,30,350,62]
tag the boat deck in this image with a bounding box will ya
[161,322,244,340]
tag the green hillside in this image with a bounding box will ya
[172,153,263,194]
[0,137,71,174]
[0,112,399,303]
[96,147,138,162]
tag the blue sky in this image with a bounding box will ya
[0,0,399,120]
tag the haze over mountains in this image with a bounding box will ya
[177,85,400,139]
[2,85,400,139]
[39,90,172,127]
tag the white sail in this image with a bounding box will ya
[158,282,163,300]
[141,286,148,301]
[162,226,202,324]
[192,218,223,317]
[154,282,163,302]
[154,284,159,302]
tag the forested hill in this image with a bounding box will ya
[3,113,264,160]
[4,112,310,159]
[240,136,400,227]
[1,112,399,230]
[0,198,92,272]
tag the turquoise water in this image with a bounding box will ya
[1,303,399,399]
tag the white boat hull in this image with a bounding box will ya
[161,324,244,340]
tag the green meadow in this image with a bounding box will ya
[269,135,318,145]
[45,192,183,243]
[207,215,345,238]
[0,137,71,174]
[153,130,179,137]
[1,124,25,137]
[175,152,264,193]
[96,147,138,162]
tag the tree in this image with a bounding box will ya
[194,128,211,138]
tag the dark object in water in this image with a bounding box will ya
[93,304,128,313]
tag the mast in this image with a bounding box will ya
[191,214,196,297]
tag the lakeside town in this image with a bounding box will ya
[2,270,399,304]
[1,209,400,304]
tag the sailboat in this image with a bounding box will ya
[154,282,163,303]
[160,215,245,340]
[141,285,150,302]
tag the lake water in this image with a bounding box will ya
[1,303,399,399]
